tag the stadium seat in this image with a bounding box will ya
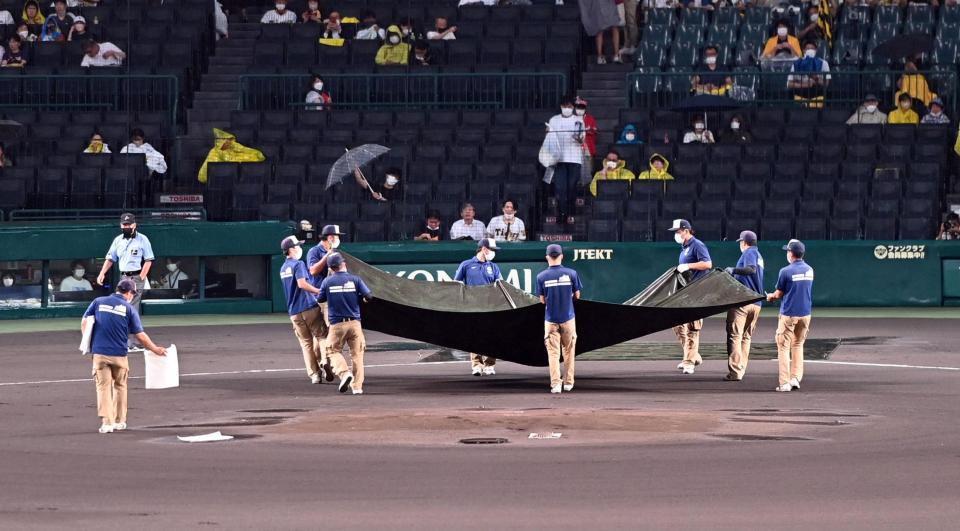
[795,217,828,240]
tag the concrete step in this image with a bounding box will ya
[579,96,625,108]
[577,89,624,99]
[201,74,242,85]
[583,60,633,73]
[188,120,231,136]
[187,99,237,110]
[208,65,248,75]
[580,79,625,90]
[193,91,239,100]
[199,82,237,92]
[215,56,253,66]
[215,39,257,50]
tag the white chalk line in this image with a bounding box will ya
[805,360,960,371]
[0,360,468,387]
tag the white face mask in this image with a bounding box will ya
[810,14,819,22]
[731,121,740,130]
[931,109,942,116]
[674,233,685,245]
[313,82,323,91]
[388,35,400,44]
[74,268,85,278]
[560,107,573,117]
[402,28,410,36]
[777,27,788,37]
[330,236,341,249]
[3,278,12,287]
[385,175,399,186]
[575,108,586,116]
[308,2,318,9]
[275,4,286,11]
[606,160,618,169]
[484,250,496,261]
[694,123,705,131]
[503,212,514,220]
[804,49,816,58]
[292,246,303,260]
[865,104,877,113]
[625,133,636,141]
[704,56,716,65]
[166,263,178,272]
[18,31,28,38]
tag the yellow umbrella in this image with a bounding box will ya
[197,128,265,184]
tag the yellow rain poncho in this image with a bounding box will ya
[197,128,265,184]
[22,1,44,24]
[375,25,410,66]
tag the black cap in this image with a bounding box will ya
[326,253,344,269]
[116,278,138,294]
[120,212,136,224]
[281,235,303,251]
[667,219,692,232]
[546,244,563,257]
[477,238,497,250]
[782,239,806,255]
[321,224,345,237]
[737,230,758,244]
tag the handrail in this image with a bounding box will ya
[8,207,206,222]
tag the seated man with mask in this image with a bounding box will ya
[160,258,190,290]
[59,261,93,291]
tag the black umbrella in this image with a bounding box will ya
[873,33,934,60]
[670,94,743,112]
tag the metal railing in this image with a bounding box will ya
[8,207,206,222]
[626,69,957,111]
[239,72,568,111]
[0,74,180,125]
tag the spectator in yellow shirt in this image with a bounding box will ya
[375,25,410,66]
[762,21,801,60]
[589,150,635,197]
[888,93,920,125]
[895,60,937,108]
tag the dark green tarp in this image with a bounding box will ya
[342,252,764,367]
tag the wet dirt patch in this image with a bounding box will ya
[710,434,815,442]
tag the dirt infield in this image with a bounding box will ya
[1,314,959,530]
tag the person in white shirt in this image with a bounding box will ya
[0,10,15,25]
[120,128,167,175]
[355,10,385,40]
[544,98,585,224]
[260,3,296,24]
[426,17,456,40]
[459,0,497,5]
[160,258,190,289]
[80,40,125,67]
[59,261,93,291]
[682,117,715,144]
[449,203,487,241]
[486,199,527,242]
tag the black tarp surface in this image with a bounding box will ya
[340,252,764,367]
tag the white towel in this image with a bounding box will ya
[79,316,95,355]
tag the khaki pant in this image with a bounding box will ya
[726,304,762,379]
[776,315,811,386]
[290,305,328,378]
[328,320,366,391]
[673,320,703,367]
[545,319,577,388]
[623,0,639,49]
[92,354,129,424]
[470,353,496,370]
[314,302,331,365]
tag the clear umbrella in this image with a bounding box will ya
[325,144,391,192]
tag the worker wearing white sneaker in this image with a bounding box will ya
[669,219,713,375]
[722,230,765,381]
[766,239,814,393]
[279,235,329,385]
[454,238,503,376]
[81,278,167,434]
[306,224,346,382]
[537,244,583,394]
[318,253,373,394]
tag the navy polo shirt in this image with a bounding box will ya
[83,294,144,356]
[280,257,317,316]
[318,271,373,324]
[306,245,329,289]
[734,246,765,306]
[453,257,502,286]
[776,259,814,317]
[536,265,583,324]
[679,236,712,282]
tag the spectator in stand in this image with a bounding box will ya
[412,40,432,66]
[301,0,322,24]
[682,116,716,144]
[581,0,622,64]
[375,25,410,66]
[40,17,63,41]
[921,98,950,124]
[67,15,90,41]
[617,124,642,145]
[691,45,732,95]
[1,34,28,66]
[589,149,635,197]
[17,22,38,42]
[896,58,937,109]
[575,97,598,160]
[0,9,13,26]
[45,0,73,36]
[798,4,824,41]
[846,94,887,125]
[487,199,527,242]
[358,166,402,202]
[762,20,801,60]
[260,2,296,24]
[322,11,341,39]
[459,0,497,5]
[22,1,44,25]
[544,97,585,224]
[937,212,960,240]
[787,40,830,108]
[721,114,752,144]
[83,132,110,153]
[637,153,673,181]
[59,261,93,292]
[414,211,444,242]
[398,17,420,44]
[449,203,487,241]
[305,74,332,110]
[426,16,456,40]
[621,0,639,57]
[888,92,920,125]
[120,128,168,176]
[354,10,384,40]
[81,40,125,67]
[0,142,12,167]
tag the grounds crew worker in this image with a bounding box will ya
[669,219,712,375]
[306,224,346,381]
[766,239,814,393]
[280,235,331,385]
[96,212,155,351]
[318,253,372,395]
[537,244,583,394]
[81,278,167,434]
[723,230,764,381]
[454,238,503,376]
